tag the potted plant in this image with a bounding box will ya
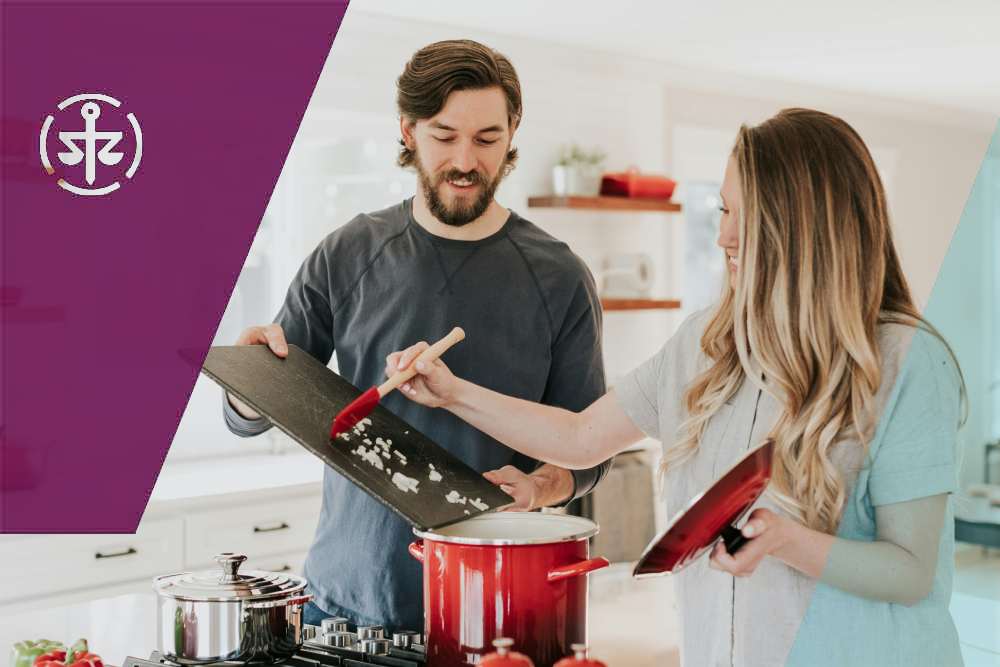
[552,144,606,196]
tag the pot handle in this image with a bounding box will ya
[408,541,424,564]
[246,594,312,610]
[547,557,610,584]
[721,524,749,554]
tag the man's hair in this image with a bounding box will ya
[396,39,521,169]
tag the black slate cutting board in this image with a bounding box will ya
[201,344,512,530]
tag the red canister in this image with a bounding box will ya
[409,513,609,666]
[599,169,676,199]
[481,638,535,667]
[554,644,607,667]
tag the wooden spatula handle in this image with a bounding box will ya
[378,327,465,396]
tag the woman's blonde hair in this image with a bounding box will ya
[667,108,962,533]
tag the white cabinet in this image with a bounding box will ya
[0,479,323,611]
[0,518,184,604]
[244,550,310,576]
[183,497,321,568]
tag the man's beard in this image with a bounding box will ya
[415,153,507,227]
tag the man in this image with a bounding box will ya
[223,39,610,631]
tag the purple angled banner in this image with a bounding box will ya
[0,0,348,532]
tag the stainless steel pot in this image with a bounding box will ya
[153,552,312,665]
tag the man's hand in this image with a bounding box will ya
[484,464,575,512]
[227,324,289,420]
[236,323,289,356]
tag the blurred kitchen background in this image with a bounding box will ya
[2,2,999,665]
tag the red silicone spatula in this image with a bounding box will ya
[330,327,466,439]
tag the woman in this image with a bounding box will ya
[390,109,965,666]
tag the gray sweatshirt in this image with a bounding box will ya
[223,198,610,631]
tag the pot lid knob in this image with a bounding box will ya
[492,638,514,656]
[484,638,535,666]
[215,552,248,583]
[554,644,606,667]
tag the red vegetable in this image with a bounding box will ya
[33,649,65,667]
[33,641,103,667]
[67,652,103,667]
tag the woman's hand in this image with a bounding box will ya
[385,352,644,471]
[385,342,460,408]
[708,508,794,577]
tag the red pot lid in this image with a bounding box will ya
[554,644,607,667]
[633,440,774,577]
[481,639,535,667]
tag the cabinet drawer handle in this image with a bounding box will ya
[95,547,137,560]
[253,522,290,534]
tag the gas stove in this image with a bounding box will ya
[121,623,428,667]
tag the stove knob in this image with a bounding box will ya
[356,625,385,640]
[321,617,350,635]
[322,631,357,648]
[392,630,421,648]
[359,638,391,655]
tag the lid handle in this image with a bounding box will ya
[492,638,514,656]
[572,644,588,659]
[215,552,247,583]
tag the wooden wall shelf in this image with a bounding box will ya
[601,298,682,311]
[528,195,681,213]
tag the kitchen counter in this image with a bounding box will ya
[7,452,998,665]
[951,591,1000,664]
[142,452,324,518]
[0,452,326,615]
[2,585,998,667]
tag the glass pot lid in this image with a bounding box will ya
[153,553,307,602]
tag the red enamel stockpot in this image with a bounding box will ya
[409,513,609,667]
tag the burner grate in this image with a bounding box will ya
[120,643,427,667]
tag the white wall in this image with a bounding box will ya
[170,9,996,485]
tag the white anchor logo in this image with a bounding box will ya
[39,93,143,196]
